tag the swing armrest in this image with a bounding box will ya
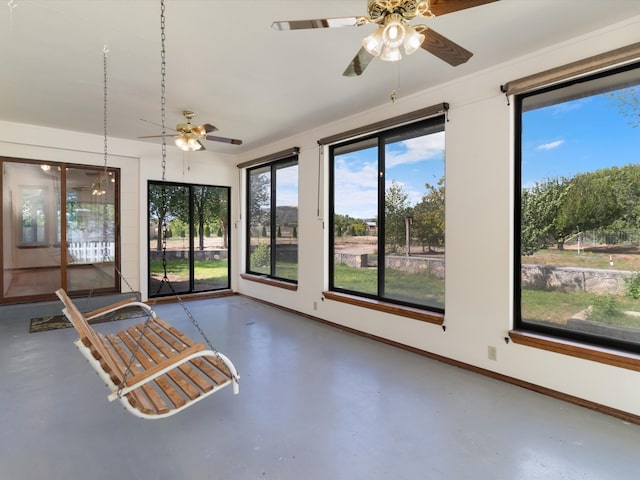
[107,343,206,401]
[84,299,157,321]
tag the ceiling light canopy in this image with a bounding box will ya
[362,13,425,62]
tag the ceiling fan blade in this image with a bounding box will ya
[272,16,365,31]
[343,47,376,77]
[137,134,174,139]
[415,26,473,66]
[139,118,178,132]
[206,135,243,146]
[199,123,218,134]
[427,0,499,17]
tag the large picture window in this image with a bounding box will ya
[516,62,640,352]
[148,181,230,297]
[246,157,299,282]
[329,117,445,312]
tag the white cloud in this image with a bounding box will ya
[386,131,445,168]
[537,139,564,151]
[334,157,379,219]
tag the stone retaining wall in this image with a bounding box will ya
[335,253,634,294]
[521,264,633,295]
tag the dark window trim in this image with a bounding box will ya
[514,61,640,354]
[245,155,299,284]
[328,115,446,314]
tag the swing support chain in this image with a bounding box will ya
[115,0,238,395]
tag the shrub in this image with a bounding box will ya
[250,242,270,268]
[626,272,640,299]
[587,295,621,322]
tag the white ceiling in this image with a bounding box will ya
[2,0,640,154]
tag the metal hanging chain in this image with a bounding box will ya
[154,0,222,359]
[101,45,111,264]
[118,0,232,395]
[160,0,167,182]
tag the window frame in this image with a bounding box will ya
[328,115,446,314]
[245,155,299,284]
[147,180,231,298]
[514,61,640,354]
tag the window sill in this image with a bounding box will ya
[322,291,444,325]
[509,330,640,372]
[240,273,298,291]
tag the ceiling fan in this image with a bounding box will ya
[139,111,243,151]
[272,0,498,76]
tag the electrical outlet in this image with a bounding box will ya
[488,346,497,361]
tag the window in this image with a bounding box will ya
[329,116,445,312]
[1,158,119,302]
[516,62,640,353]
[148,181,230,297]
[246,157,299,282]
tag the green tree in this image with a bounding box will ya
[148,184,188,251]
[193,186,227,250]
[555,171,622,245]
[384,180,410,253]
[520,177,569,254]
[605,85,640,129]
[413,177,445,252]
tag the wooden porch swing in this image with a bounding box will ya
[56,289,239,419]
[56,4,239,419]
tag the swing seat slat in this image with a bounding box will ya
[56,288,239,419]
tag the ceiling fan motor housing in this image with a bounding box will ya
[367,0,427,20]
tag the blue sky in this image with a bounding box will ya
[521,86,639,188]
[334,132,445,219]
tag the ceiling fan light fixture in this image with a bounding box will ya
[403,25,425,55]
[362,28,384,56]
[380,45,402,62]
[175,135,204,151]
[381,13,405,49]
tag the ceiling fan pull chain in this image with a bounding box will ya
[160,0,167,181]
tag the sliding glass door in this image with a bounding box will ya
[148,181,230,297]
[1,158,120,303]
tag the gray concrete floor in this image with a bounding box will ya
[1,295,640,480]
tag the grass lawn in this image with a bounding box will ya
[150,259,228,281]
[523,247,640,271]
[333,264,444,308]
[522,288,640,328]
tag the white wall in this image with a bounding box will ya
[1,14,639,417]
[235,16,640,416]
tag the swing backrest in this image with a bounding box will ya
[55,289,124,385]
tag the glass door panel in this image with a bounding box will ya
[65,167,117,293]
[193,185,230,292]
[2,162,61,299]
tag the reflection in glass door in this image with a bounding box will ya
[148,181,230,298]
[2,162,61,299]
[1,159,120,302]
[66,167,117,293]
